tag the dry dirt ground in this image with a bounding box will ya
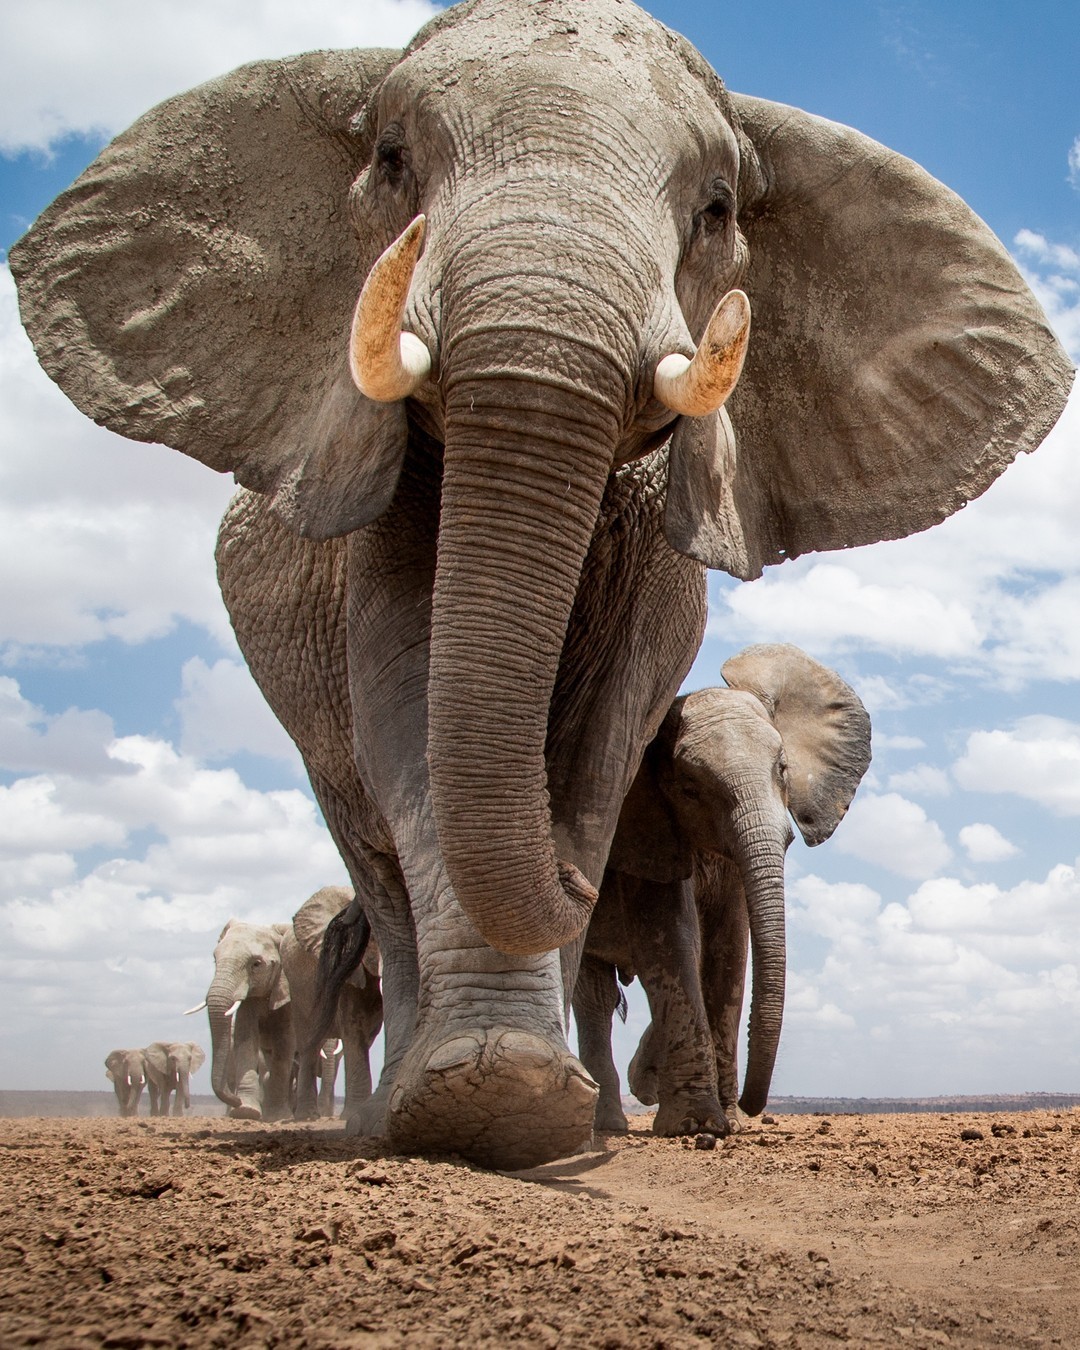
[2,1110,1079,1348]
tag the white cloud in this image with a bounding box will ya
[1,0,440,154]
[1070,136,1080,190]
[176,657,303,771]
[0,268,236,656]
[954,716,1080,816]
[886,763,951,797]
[830,791,952,879]
[959,823,1019,864]
[0,678,348,1088]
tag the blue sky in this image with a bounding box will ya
[1,0,1078,1101]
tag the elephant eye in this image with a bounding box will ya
[251,956,264,967]
[376,127,408,180]
[699,179,735,233]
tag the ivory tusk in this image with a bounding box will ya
[654,289,751,417]
[183,1000,207,1016]
[226,1000,242,1019]
[349,215,432,402]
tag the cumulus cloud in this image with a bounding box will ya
[176,657,303,771]
[959,823,1019,864]
[1,0,440,154]
[954,716,1080,816]
[0,681,347,1089]
[830,791,952,879]
[886,763,951,798]
[0,269,235,657]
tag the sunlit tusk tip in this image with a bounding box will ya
[183,1001,207,1016]
[654,288,752,418]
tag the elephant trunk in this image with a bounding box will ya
[427,365,622,956]
[729,796,790,1117]
[207,967,246,1109]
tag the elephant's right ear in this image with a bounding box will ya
[292,886,354,959]
[608,709,693,883]
[9,48,408,541]
[104,1050,123,1080]
[718,94,1074,576]
[722,643,871,846]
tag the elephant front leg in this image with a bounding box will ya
[621,875,729,1138]
[572,955,629,1133]
[229,1005,264,1120]
[382,873,597,1171]
[261,1008,296,1122]
[698,862,750,1117]
[292,1045,321,1122]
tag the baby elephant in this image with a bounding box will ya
[576,643,871,1137]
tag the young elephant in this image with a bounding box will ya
[143,1041,206,1117]
[280,886,383,1122]
[105,1048,149,1117]
[199,920,294,1121]
[576,643,871,1136]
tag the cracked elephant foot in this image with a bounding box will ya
[228,1104,262,1121]
[594,1091,629,1134]
[651,1095,731,1139]
[385,1028,598,1170]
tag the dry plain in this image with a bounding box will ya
[2,1109,1079,1348]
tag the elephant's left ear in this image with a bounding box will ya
[143,1042,169,1074]
[189,1044,207,1073]
[712,94,1074,576]
[722,643,871,846]
[9,48,408,541]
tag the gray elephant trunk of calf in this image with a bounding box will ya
[730,801,788,1117]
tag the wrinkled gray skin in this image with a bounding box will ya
[143,1041,206,1117]
[577,644,871,1137]
[105,1048,148,1118]
[280,886,383,1121]
[206,921,295,1122]
[11,0,1070,1168]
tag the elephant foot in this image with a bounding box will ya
[228,1104,262,1121]
[594,1089,629,1134]
[627,1058,659,1107]
[651,1095,730,1139]
[385,1028,598,1170]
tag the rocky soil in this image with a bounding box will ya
[2,1109,1079,1347]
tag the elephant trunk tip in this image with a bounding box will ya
[472,859,598,956]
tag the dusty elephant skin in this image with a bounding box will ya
[9,0,1073,1168]
[2,1113,1080,1348]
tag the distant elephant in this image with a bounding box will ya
[105,1048,148,1118]
[12,0,1070,1167]
[280,886,383,1122]
[143,1041,206,1118]
[202,920,294,1121]
[576,644,871,1137]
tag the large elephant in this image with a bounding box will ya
[576,644,870,1137]
[280,886,383,1122]
[143,1040,206,1118]
[200,920,294,1121]
[105,1048,148,1118]
[11,1,1070,1167]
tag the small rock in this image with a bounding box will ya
[694,1133,717,1150]
[960,1129,984,1142]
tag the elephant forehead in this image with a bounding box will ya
[677,688,781,759]
[396,0,733,148]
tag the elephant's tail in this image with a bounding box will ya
[306,899,371,1056]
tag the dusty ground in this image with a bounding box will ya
[2,1110,1079,1348]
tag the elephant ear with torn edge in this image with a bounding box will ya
[9,49,406,541]
[722,643,871,847]
[666,94,1074,577]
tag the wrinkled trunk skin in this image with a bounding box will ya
[208,963,247,1113]
[729,801,789,1117]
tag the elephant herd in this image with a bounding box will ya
[19,0,1072,1166]
[104,1042,205,1119]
